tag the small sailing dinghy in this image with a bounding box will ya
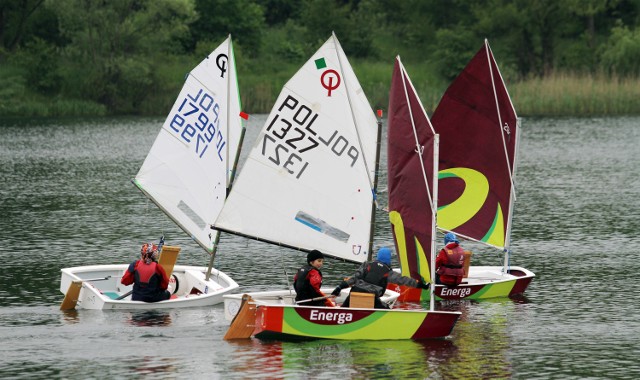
[221,34,460,341]
[388,40,534,302]
[60,36,244,310]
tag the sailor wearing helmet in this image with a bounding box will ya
[121,242,171,302]
[436,232,465,286]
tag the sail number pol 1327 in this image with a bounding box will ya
[261,94,360,179]
[168,88,226,160]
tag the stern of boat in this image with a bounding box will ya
[390,265,535,302]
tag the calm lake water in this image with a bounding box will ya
[1,115,639,379]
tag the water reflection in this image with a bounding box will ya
[226,337,459,379]
[451,302,512,379]
[122,356,178,376]
[408,298,525,379]
[60,309,80,324]
[227,340,285,378]
[127,310,172,327]
[508,293,531,304]
[2,117,640,378]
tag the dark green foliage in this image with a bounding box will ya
[2,0,640,117]
[190,0,266,55]
[298,0,350,46]
[11,37,61,94]
[0,0,46,54]
[53,0,197,114]
[342,0,383,58]
[283,0,382,58]
[600,22,640,76]
[258,0,300,25]
[432,27,477,81]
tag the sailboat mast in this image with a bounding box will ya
[206,36,246,280]
[485,39,520,268]
[502,117,521,272]
[486,40,514,189]
[367,113,383,261]
[430,134,439,311]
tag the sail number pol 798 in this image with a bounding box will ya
[168,88,226,161]
[260,95,360,179]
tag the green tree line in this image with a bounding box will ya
[1,0,639,117]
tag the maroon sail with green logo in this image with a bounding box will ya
[431,40,518,250]
[387,57,437,281]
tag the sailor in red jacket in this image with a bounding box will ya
[436,232,465,286]
[121,242,171,302]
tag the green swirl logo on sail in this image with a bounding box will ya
[437,168,505,247]
[389,211,430,281]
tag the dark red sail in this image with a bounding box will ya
[387,57,437,281]
[431,40,518,249]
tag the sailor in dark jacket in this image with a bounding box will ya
[293,250,336,307]
[331,247,429,309]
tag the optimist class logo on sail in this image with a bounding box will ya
[317,57,340,96]
[259,57,360,179]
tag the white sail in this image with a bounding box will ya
[134,36,245,252]
[215,33,378,262]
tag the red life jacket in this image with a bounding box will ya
[437,246,465,285]
[134,261,160,291]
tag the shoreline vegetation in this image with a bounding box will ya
[3,1,640,120]
[2,69,639,119]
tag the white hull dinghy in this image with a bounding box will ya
[61,264,237,310]
[60,36,245,310]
